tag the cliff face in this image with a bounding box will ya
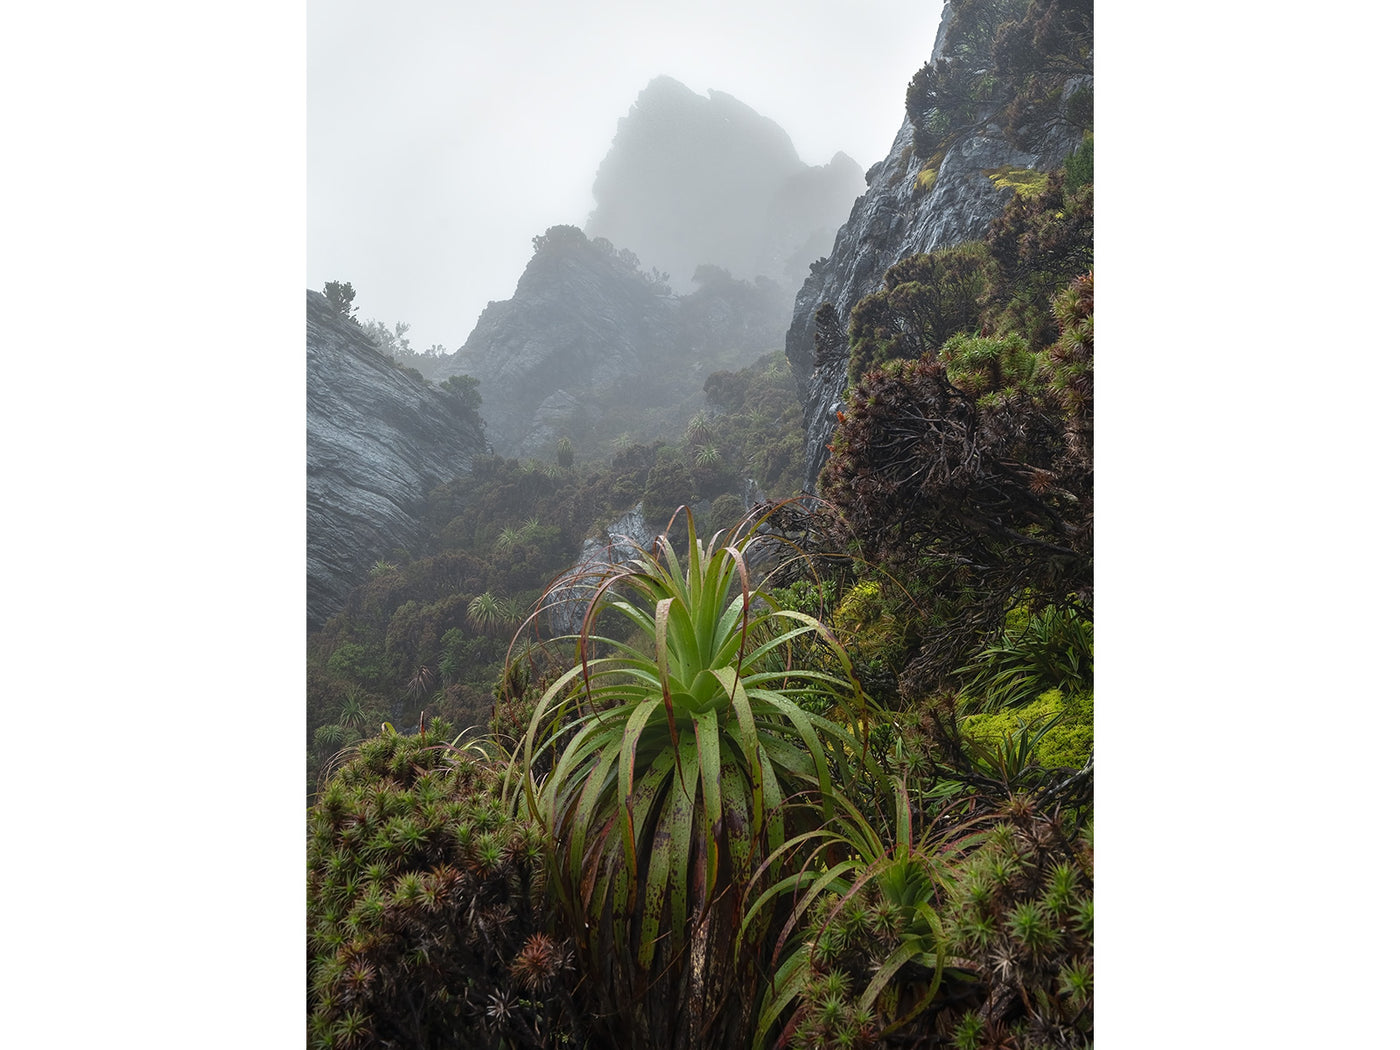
[786,6,1090,492]
[306,290,486,629]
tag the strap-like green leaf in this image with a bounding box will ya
[617,698,663,875]
[695,707,723,901]
[751,948,810,1050]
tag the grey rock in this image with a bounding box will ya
[544,503,653,637]
[306,290,485,629]
[444,226,792,461]
[784,7,1089,493]
[447,226,679,458]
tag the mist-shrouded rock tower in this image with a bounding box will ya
[306,290,486,629]
[585,75,863,295]
[442,78,864,464]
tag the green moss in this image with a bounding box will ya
[914,150,946,195]
[831,580,883,634]
[960,687,1093,770]
[984,165,1050,199]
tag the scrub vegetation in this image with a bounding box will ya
[309,3,1093,1045]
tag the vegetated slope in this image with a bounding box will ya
[309,3,1095,1047]
[306,289,487,630]
[586,75,864,297]
[788,0,1092,491]
[306,347,807,789]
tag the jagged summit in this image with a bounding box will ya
[785,1,1092,491]
[445,224,789,462]
[585,76,862,296]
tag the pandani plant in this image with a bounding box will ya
[740,778,984,1050]
[517,506,887,1050]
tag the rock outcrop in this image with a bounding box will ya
[785,8,1089,492]
[445,226,679,459]
[306,290,486,629]
[445,226,792,462]
[544,503,652,638]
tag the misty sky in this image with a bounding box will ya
[308,0,948,354]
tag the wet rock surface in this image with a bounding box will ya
[785,14,1087,492]
[306,290,485,629]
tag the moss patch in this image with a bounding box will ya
[984,165,1050,199]
[914,150,946,195]
[960,687,1093,769]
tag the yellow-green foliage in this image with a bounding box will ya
[831,580,902,654]
[914,150,946,194]
[829,579,909,698]
[984,165,1050,198]
[831,580,882,633]
[960,687,1093,769]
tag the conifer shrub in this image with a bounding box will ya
[307,724,584,1049]
[1063,132,1093,194]
[705,492,746,535]
[983,171,1093,350]
[936,803,1093,1049]
[641,446,697,522]
[846,244,989,387]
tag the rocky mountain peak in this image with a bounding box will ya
[585,76,863,296]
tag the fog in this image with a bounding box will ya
[308,0,948,354]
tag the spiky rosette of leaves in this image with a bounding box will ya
[467,591,505,635]
[694,443,722,467]
[509,932,572,994]
[520,508,885,1050]
[306,725,584,1049]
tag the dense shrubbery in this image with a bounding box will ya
[847,243,990,387]
[307,724,587,1049]
[821,162,1093,693]
[905,0,1092,159]
[311,501,1093,1047]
